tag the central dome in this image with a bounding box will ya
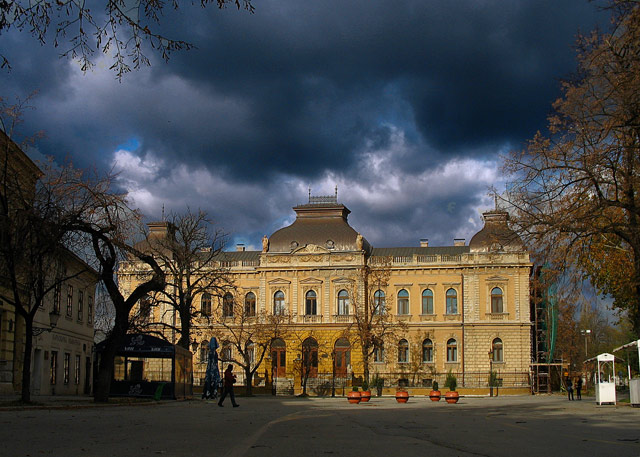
[268,197,370,253]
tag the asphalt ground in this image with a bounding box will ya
[0,394,638,457]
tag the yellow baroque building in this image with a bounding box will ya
[121,194,532,395]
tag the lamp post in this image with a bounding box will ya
[581,329,591,357]
[32,311,60,336]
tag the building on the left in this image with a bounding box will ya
[0,130,98,396]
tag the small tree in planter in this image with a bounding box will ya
[361,380,371,402]
[429,380,441,402]
[371,376,384,397]
[348,385,361,404]
[444,371,459,404]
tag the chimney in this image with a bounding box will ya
[236,244,246,252]
[454,238,465,246]
[420,238,429,247]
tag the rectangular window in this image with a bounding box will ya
[50,351,58,385]
[77,290,84,322]
[87,296,93,325]
[53,285,61,315]
[75,355,81,385]
[373,344,385,363]
[64,353,70,385]
[66,285,73,317]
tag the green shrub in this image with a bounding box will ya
[444,371,457,392]
[432,381,439,391]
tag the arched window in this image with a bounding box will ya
[446,288,458,314]
[422,289,434,315]
[398,339,409,363]
[223,293,234,317]
[337,289,350,315]
[201,292,212,316]
[271,338,286,377]
[302,337,319,377]
[397,289,409,315]
[422,338,433,363]
[247,340,255,365]
[492,338,503,362]
[446,338,457,362]
[273,290,285,315]
[305,290,317,315]
[221,341,232,361]
[491,287,504,313]
[373,339,385,363]
[374,290,386,315]
[245,292,256,317]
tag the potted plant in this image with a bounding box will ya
[429,380,441,402]
[360,380,371,402]
[444,371,459,404]
[347,385,361,404]
[395,387,409,403]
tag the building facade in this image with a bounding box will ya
[0,131,97,395]
[121,195,532,394]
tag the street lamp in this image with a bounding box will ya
[581,329,591,357]
[32,310,60,336]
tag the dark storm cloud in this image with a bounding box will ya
[0,0,608,248]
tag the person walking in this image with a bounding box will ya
[218,364,239,407]
[566,377,574,401]
[576,377,583,400]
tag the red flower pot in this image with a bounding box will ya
[347,391,361,404]
[395,391,409,403]
[429,390,441,402]
[360,390,371,402]
[445,391,459,404]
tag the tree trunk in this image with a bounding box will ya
[20,318,33,403]
[244,367,253,396]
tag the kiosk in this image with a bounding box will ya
[591,353,616,405]
[96,334,193,399]
[613,339,640,407]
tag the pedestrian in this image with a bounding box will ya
[218,364,239,408]
[576,377,582,400]
[566,377,574,401]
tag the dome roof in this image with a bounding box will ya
[469,210,525,253]
[267,200,370,253]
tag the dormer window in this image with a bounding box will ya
[326,240,335,249]
[290,241,299,250]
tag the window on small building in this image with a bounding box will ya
[75,355,81,385]
[274,291,285,315]
[223,293,234,317]
[373,290,386,315]
[422,338,433,363]
[87,295,93,325]
[66,285,73,317]
[305,290,317,315]
[201,292,212,316]
[397,289,409,315]
[446,288,458,314]
[491,287,504,313]
[446,338,457,362]
[422,289,434,314]
[50,351,58,385]
[64,353,70,385]
[337,289,350,315]
[492,338,503,362]
[398,339,409,363]
[245,292,256,317]
[77,290,84,322]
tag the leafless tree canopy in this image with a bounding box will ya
[1,0,253,77]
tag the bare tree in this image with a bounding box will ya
[288,327,328,397]
[212,294,291,395]
[349,258,406,383]
[1,0,253,77]
[502,1,640,336]
[131,209,232,350]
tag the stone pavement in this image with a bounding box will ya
[0,394,638,457]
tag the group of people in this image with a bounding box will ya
[566,377,583,400]
[201,337,239,408]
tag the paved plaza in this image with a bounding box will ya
[0,394,638,457]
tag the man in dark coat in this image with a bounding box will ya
[218,364,239,407]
